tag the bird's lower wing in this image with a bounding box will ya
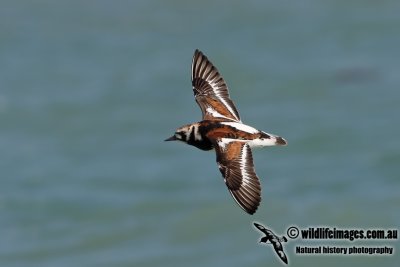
[273,246,288,264]
[214,139,261,214]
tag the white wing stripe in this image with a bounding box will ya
[240,145,252,187]
[205,107,232,121]
[221,122,258,134]
[209,81,238,117]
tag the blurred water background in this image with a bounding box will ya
[1,1,399,266]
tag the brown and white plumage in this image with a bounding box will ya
[192,49,241,122]
[165,49,287,215]
[214,140,261,214]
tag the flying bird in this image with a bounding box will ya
[254,222,288,264]
[165,50,287,214]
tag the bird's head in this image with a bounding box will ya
[165,125,191,143]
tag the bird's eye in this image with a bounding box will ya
[176,132,186,140]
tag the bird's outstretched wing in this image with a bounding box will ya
[254,222,269,233]
[273,244,288,264]
[213,139,261,214]
[191,50,241,122]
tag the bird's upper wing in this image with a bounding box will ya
[213,139,261,214]
[191,49,241,122]
[254,222,268,233]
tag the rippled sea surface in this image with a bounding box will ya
[1,1,399,266]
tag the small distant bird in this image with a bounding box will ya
[165,50,287,214]
[254,222,288,264]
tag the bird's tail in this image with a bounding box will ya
[260,131,287,146]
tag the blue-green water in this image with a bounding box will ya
[1,1,399,266]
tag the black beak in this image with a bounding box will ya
[164,135,177,141]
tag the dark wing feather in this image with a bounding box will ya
[273,244,289,264]
[214,140,261,214]
[191,49,241,122]
[254,222,268,234]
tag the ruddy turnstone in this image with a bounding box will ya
[165,49,287,215]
